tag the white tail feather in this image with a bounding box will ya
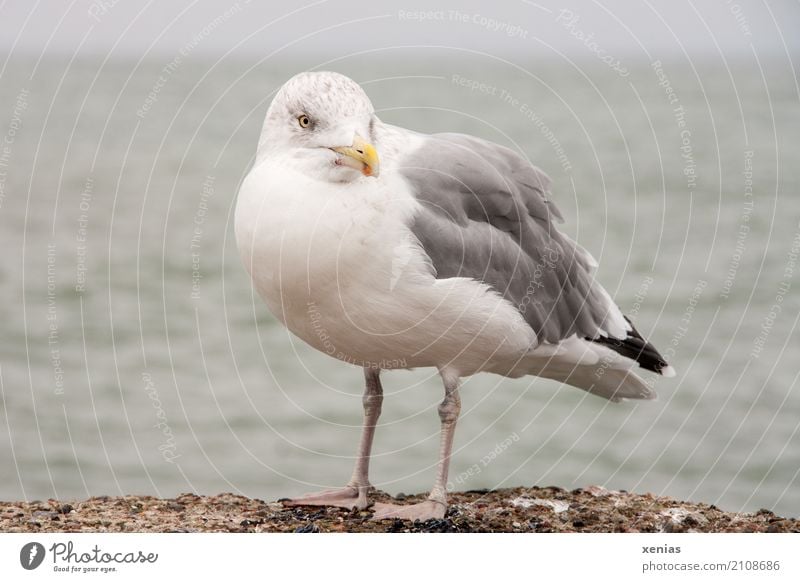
[525,337,657,402]
[540,365,656,402]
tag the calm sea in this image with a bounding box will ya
[0,54,797,516]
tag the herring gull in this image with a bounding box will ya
[234,71,675,521]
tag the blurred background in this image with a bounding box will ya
[0,0,798,516]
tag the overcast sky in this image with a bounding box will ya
[1,0,797,62]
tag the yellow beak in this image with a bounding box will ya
[331,134,380,177]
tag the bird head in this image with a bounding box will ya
[258,71,380,182]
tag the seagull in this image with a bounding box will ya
[235,71,675,521]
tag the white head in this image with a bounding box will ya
[258,71,380,182]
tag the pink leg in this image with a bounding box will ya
[373,369,461,521]
[283,368,383,510]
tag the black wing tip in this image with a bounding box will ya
[589,317,673,376]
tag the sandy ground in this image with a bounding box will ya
[1,487,796,533]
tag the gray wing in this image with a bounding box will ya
[398,132,621,344]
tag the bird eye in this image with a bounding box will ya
[297,114,311,128]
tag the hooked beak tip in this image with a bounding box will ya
[330,134,380,177]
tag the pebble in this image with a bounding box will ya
[32,510,60,520]
[1,489,796,533]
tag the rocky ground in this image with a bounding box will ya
[1,487,796,533]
